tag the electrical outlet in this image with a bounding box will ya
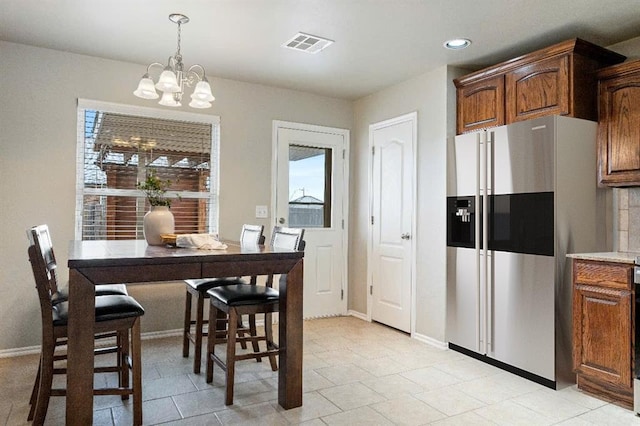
[255,205,269,218]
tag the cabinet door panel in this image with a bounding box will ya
[506,56,569,123]
[598,70,640,185]
[573,284,632,387]
[457,76,504,134]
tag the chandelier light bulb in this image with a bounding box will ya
[190,80,215,102]
[189,99,212,109]
[133,75,160,99]
[156,68,181,93]
[158,91,181,107]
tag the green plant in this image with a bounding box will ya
[137,171,173,207]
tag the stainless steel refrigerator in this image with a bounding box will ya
[446,115,610,388]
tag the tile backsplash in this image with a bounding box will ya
[615,187,640,252]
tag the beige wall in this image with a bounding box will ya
[4,35,640,353]
[351,65,465,343]
[0,41,352,351]
[607,35,640,60]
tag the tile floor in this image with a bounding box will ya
[1,316,639,425]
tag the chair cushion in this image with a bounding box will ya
[52,284,128,304]
[52,295,145,326]
[207,284,279,306]
[185,277,247,292]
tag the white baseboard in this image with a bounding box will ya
[0,315,384,359]
[411,332,447,350]
[140,328,182,340]
[347,310,369,321]
[0,345,41,358]
[0,328,185,359]
[343,311,447,350]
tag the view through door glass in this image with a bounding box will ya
[288,145,332,228]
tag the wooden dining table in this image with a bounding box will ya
[66,239,304,425]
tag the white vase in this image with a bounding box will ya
[143,206,175,245]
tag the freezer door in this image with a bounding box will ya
[446,246,482,353]
[449,131,480,197]
[489,251,556,380]
[447,131,484,353]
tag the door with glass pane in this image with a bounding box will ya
[274,122,348,318]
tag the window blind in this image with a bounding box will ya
[76,100,219,240]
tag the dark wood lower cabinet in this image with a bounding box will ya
[572,259,634,408]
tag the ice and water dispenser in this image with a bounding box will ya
[446,196,477,249]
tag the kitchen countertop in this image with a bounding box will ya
[566,251,640,264]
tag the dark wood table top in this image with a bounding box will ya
[68,239,303,268]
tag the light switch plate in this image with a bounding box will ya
[255,205,269,218]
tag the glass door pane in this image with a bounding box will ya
[288,145,332,228]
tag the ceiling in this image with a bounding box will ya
[2,0,640,100]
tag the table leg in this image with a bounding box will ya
[278,258,304,409]
[67,269,96,425]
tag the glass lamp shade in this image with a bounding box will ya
[133,77,160,99]
[158,91,182,107]
[188,98,212,109]
[190,80,215,102]
[155,69,181,93]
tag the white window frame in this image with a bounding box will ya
[75,98,220,240]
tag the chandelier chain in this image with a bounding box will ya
[176,21,182,58]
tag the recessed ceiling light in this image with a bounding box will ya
[443,38,472,50]
[282,32,334,54]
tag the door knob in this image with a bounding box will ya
[278,217,286,224]
[401,233,411,240]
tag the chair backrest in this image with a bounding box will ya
[270,226,305,251]
[26,225,59,332]
[239,224,265,247]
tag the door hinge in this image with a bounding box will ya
[341,289,344,300]
[341,219,344,229]
[369,285,373,295]
[342,149,345,159]
[372,146,375,155]
[371,216,374,225]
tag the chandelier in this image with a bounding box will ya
[133,13,215,109]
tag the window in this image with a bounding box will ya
[75,99,219,240]
[288,145,331,228]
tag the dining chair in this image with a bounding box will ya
[205,226,305,405]
[28,225,129,301]
[26,225,145,426]
[182,224,265,374]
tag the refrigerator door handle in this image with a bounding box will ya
[483,131,493,354]
[486,250,493,352]
[475,132,482,353]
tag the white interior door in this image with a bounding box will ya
[369,113,416,333]
[273,121,349,318]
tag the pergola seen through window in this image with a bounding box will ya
[76,100,219,240]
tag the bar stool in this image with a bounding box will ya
[26,225,145,426]
[29,224,128,301]
[182,224,264,373]
[206,226,305,405]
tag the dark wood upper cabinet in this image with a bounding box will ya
[457,76,505,133]
[506,55,570,122]
[455,39,625,135]
[597,60,640,187]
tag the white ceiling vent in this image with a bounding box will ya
[282,32,334,54]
